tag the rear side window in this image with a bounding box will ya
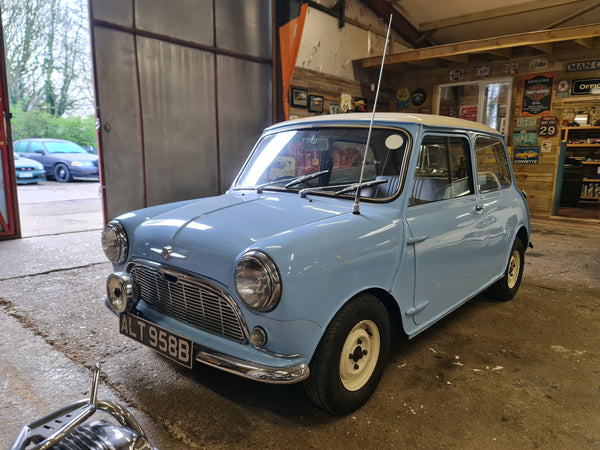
[474,136,512,192]
[13,141,25,152]
[409,135,474,205]
[29,141,44,154]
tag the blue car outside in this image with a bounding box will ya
[14,138,99,182]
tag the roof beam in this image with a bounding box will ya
[359,23,600,68]
[419,0,588,32]
[438,54,470,64]
[528,43,554,53]
[484,48,512,59]
[575,37,596,48]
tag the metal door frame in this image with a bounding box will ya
[0,9,20,240]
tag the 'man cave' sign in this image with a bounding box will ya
[572,78,600,96]
[566,60,600,72]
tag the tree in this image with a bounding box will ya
[1,0,93,116]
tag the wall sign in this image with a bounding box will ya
[396,88,410,109]
[538,116,559,137]
[555,79,570,98]
[566,60,600,72]
[516,117,537,129]
[541,140,552,153]
[521,73,554,116]
[502,62,519,75]
[340,93,352,112]
[410,88,426,106]
[459,104,478,122]
[572,78,600,96]
[529,58,549,71]
[513,146,540,164]
[475,66,491,78]
[513,130,538,146]
[449,69,464,81]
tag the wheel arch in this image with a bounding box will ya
[516,225,529,250]
[364,287,406,341]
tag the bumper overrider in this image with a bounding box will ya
[104,268,310,384]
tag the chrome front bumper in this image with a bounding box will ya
[195,347,310,384]
[105,296,310,384]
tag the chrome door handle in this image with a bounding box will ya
[407,235,428,244]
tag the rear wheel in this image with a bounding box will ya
[54,163,73,182]
[489,238,525,301]
[305,294,390,415]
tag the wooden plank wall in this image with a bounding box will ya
[384,47,600,216]
[289,68,392,119]
[291,48,600,216]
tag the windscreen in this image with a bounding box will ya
[234,127,408,199]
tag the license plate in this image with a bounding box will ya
[119,313,193,368]
[18,172,33,178]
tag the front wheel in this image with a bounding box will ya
[489,238,525,301]
[54,163,73,182]
[305,294,390,415]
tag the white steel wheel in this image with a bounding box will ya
[489,238,525,301]
[506,248,521,290]
[304,294,390,415]
[339,320,380,392]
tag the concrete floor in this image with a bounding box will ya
[1,182,599,449]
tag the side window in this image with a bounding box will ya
[410,135,474,205]
[29,141,44,154]
[475,136,512,193]
[13,141,24,152]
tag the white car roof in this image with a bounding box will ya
[268,113,501,135]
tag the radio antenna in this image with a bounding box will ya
[353,14,393,215]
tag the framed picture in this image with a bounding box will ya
[309,95,323,113]
[291,88,308,108]
[330,104,341,114]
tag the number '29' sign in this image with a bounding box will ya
[538,116,559,137]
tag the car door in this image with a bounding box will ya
[404,133,489,327]
[27,141,52,173]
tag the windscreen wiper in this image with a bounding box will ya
[255,169,330,193]
[298,183,355,198]
[284,169,330,188]
[334,178,387,196]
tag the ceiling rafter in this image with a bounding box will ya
[418,0,589,32]
[358,23,600,68]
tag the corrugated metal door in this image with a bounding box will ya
[89,0,273,222]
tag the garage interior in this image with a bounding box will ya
[0,1,599,448]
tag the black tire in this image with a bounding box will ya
[305,294,390,415]
[54,163,73,182]
[489,238,525,301]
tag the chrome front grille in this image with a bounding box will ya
[129,262,247,343]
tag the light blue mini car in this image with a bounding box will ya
[102,113,531,415]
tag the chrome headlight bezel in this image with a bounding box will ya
[101,221,128,264]
[234,250,282,312]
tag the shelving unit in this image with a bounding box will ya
[562,126,600,201]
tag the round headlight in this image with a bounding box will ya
[235,251,281,311]
[101,221,128,264]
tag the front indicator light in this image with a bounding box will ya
[106,272,138,313]
[249,326,268,347]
